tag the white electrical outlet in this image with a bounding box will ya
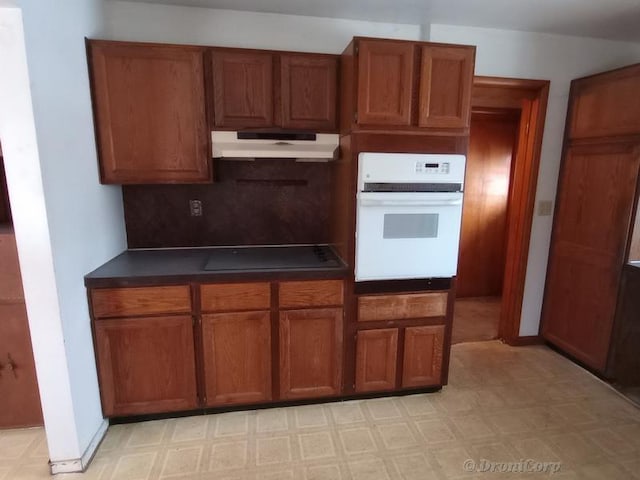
[189,200,202,217]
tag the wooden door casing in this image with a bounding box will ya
[279,308,343,399]
[280,55,338,131]
[202,311,272,406]
[94,315,198,416]
[212,50,274,128]
[0,303,43,428]
[418,45,474,129]
[402,325,445,388]
[542,143,640,372]
[357,40,414,126]
[89,41,210,184]
[457,112,519,297]
[355,328,398,392]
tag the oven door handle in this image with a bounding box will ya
[358,198,463,207]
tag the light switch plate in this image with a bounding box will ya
[538,200,553,216]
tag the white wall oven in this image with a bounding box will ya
[355,152,466,282]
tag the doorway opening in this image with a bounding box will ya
[452,77,550,345]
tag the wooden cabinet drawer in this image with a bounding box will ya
[358,292,447,322]
[201,282,270,312]
[91,286,191,318]
[279,280,343,308]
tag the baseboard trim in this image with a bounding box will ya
[49,419,108,475]
[505,335,544,346]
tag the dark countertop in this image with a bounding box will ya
[84,245,349,288]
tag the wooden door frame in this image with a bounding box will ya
[471,76,550,345]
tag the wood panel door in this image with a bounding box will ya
[402,325,445,388]
[89,41,210,184]
[212,51,274,128]
[0,303,43,428]
[418,45,474,129]
[355,328,398,392]
[357,40,414,126]
[94,315,198,416]
[457,112,519,297]
[202,311,271,406]
[279,308,343,399]
[542,143,640,372]
[280,55,338,131]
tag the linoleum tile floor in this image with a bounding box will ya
[2,341,640,479]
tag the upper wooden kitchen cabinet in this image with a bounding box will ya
[280,54,338,131]
[356,39,415,126]
[342,37,475,132]
[211,50,274,128]
[88,41,211,184]
[211,49,338,132]
[418,45,474,129]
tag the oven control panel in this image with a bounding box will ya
[415,161,450,174]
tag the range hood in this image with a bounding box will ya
[212,131,339,161]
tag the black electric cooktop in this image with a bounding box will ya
[203,245,342,271]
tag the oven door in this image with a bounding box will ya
[355,192,463,282]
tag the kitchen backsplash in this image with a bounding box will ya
[123,159,331,248]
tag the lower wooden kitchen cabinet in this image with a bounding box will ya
[201,311,272,406]
[354,291,449,393]
[355,328,398,392]
[279,307,343,399]
[94,315,198,416]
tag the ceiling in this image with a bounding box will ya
[114,0,640,42]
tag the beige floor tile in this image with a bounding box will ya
[391,452,434,480]
[170,417,207,443]
[295,405,329,429]
[400,394,436,417]
[0,429,40,460]
[305,463,343,480]
[376,423,417,450]
[578,462,634,480]
[365,398,402,420]
[432,446,474,477]
[214,412,250,438]
[256,436,292,466]
[415,419,457,444]
[110,451,157,480]
[329,401,365,425]
[338,427,377,455]
[256,408,289,433]
[348,458,390,480]
[298,431,336,460]
[126,421,167,448]
[209,441,248,471]
[160,446,202,478]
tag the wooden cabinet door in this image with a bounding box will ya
[357,40,414,126]
[418,45,474,129]
[0,303,43,428]
[212,51,274,128]
[541,143,640,373]
[402,325,445,388]
[355,328,398,392]
[280,55,338,131]
[202,311,271,406]
[89,41,210,184]
[279,308,343,399]
[94,315,198,416]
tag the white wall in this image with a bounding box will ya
[103,1,422,52]
[429,25,640,336]
[0,0,126,470]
